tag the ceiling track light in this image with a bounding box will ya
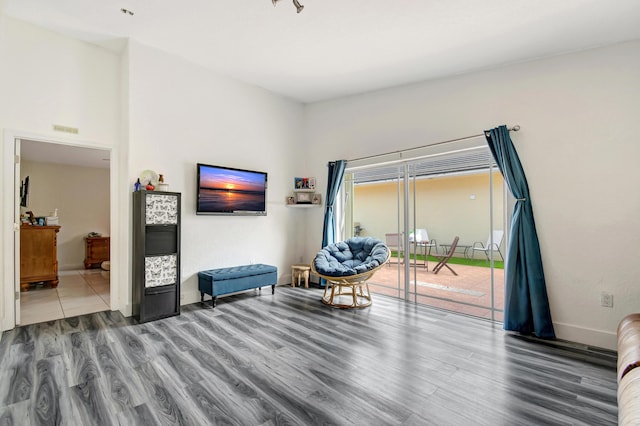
[272,0,304,13]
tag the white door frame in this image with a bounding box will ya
[13,138,21,322]
[2,128,117,330]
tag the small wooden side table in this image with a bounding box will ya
[85,236,110,269]
[291,264,311,288]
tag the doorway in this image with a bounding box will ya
[343,146,507,321]
[17,138,111,325]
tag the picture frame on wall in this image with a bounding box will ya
[294,177,316,191]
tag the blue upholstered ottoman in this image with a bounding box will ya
[198,264,277,307]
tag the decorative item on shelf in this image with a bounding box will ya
[157,173,169,191]
[45,214,60,226]
[286,196,295,205]
[134,178,142,192]
[271,0,304,14]
[312,193,322,205]
[295,192,312,204]
[294,176,315,191]
[139,169,159,190]
[27,211,37,225]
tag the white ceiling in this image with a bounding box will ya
[3,0,640,103]
[6,1,640,167]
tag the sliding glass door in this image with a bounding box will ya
[343,146,507,321]
[344,164,408,299]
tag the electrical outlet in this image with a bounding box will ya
[600,292,613,308]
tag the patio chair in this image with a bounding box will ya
[409,228,437,270]
[472,230,504,261]
[385,232,404,265]
[312,237,390,308]
[432,236,459,275]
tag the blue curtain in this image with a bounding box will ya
[484,125,555,338]
[320,160,347,287]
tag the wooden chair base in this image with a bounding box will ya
[322,281,372,309]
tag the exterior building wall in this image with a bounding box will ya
[353,171,505,255]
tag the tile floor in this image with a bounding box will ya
[369,258,505,321]
[19,269,110,326]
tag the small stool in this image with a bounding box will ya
[291,264,311,288]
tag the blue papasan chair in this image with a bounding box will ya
[311,237,390,308]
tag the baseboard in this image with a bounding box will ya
[121,304,133,317]
[553,321,617,351]
[179,285,282,307]
[181,289,201,306]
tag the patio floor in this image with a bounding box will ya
[368,258,505,321]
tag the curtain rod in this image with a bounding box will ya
[348,125,521,163]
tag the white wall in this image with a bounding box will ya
[304,40,640,350]
[20,161,110,270]
[0,18,120,141]
[0,17,308,326]
[125,41,306,310]
[0,16,120,329]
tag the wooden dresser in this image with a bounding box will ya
[20,225,61,291]
[84,236,110,269]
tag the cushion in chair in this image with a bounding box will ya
[314,237,388,277]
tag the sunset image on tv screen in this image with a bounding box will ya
[198,165,266,214]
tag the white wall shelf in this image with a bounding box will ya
[286,192,322,206]
[286,204,321,208]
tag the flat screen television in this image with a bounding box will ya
[20,176,29,207]
[196,163,267,216]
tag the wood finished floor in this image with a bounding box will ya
[0,286,617,425]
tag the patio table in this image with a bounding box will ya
[439,243,472,258]
[411,241,436,270]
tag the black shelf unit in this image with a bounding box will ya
[133,190,181,323]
